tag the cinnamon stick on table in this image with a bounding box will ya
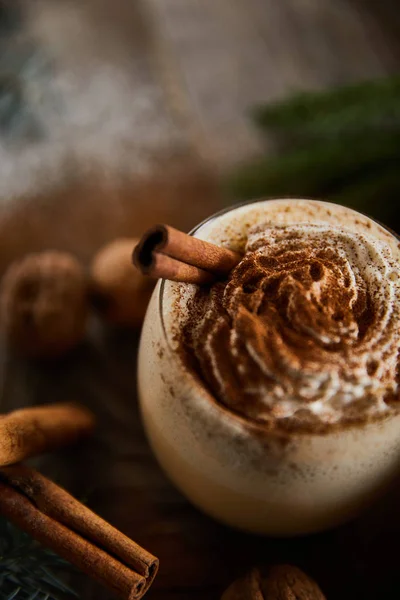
[0,465,158,600]
[133,224,242,284]
[0,403,95,466]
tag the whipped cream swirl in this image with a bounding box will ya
[182,223,400,430]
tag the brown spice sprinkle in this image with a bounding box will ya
[182,223,400,433]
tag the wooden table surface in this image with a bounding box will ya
[2,323,400,600]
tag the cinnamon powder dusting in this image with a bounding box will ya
[181,223,400,433]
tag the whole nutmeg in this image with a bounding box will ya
[0,251,88,358]
[221,565,326,600]
[90,238,154,327]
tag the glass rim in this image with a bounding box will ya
[154,196,400,437]
[158,195,400,339]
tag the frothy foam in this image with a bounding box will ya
[182,221,400,431]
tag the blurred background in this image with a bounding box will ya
[0,0,399,268]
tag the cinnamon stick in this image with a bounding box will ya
[0,403,95,467]
[0,465,158,599]
[133,224,242,283]
[145,252,215,284]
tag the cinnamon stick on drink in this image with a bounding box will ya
[0,403,95,466]
[133,224,242,284]
[0,465,158,600]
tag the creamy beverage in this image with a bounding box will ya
[138,199,400,535]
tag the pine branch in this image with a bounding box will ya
[0,518,77,600]
[253,76,400,147]
[227,75,400,230]
[227,133,400,200]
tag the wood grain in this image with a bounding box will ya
[0,160,222,275]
